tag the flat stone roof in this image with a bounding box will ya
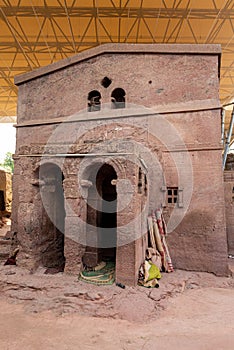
[14,43,221,85]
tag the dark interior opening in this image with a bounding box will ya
[101,76,112,88]
[0,190,5,211]
[88,90,101,111]
[111,88,126,109]
[39,163,66,273]
[96,164,117,262]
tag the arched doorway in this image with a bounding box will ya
[85,163,117,267]
[96,164,117,261]
[39,163,66,272]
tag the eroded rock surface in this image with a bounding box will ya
[0,265,233,322]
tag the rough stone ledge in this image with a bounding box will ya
[15,99,221,128]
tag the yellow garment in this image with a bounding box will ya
[147,261,161,281]
[138,260,161,288]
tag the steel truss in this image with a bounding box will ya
[0,0,233,144]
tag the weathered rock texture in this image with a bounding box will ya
[224,169,234,255]
[0,168,12,213]
[0,265,233,322]
[225,153,234,171]
[13,44,229,285]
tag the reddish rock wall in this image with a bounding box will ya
[12,44,229,284]
[224,170,234,255]
[0,169,12,213]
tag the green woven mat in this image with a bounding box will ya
[79,261,115,285]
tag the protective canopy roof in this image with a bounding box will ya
[0,0,234,144]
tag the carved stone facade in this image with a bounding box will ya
[13,44,229,285]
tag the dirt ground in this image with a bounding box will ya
[0,264,234,350]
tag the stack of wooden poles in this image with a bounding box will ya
[147,209,174,273]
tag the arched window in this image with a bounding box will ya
[88,90,101,112]
[111,88,126,109]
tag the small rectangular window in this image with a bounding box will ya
[167,187,178,205]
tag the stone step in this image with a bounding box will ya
[0,225,11,237]
[0,237,11,244]
[0,252,9,264]
[228,258,234,277]
[0,238,11,263]
[0,252,9,258]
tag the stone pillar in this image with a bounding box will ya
[115,175,145,286]
[63,177,85,275]
[82,180,100,268]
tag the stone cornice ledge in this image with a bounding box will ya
[15,99,221,128]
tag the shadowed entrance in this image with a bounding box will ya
[96,164,117,262]
[39,163,66,272]
[84,163,117,267]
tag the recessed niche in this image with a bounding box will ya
[101,76,112,88]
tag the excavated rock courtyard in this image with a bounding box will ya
[0,263,234,350]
